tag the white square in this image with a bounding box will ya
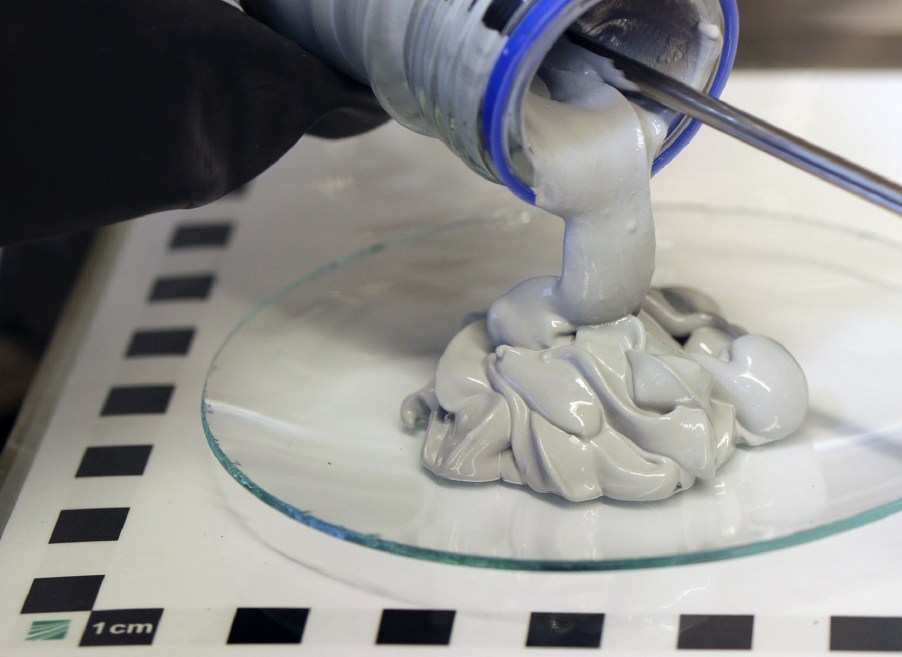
[753,616,829,651]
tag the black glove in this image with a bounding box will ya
[0,0,387,245]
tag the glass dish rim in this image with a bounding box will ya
[201,203,902,571]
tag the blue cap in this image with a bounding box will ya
[483,0,739,203]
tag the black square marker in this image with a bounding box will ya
[49,508,130,543]
[831,616,902,652]
[81,609,163,646]
[169,222,233,249]
[76,445,152,477]
[376,609,455,645]
[526,612,604,648]
[100,385,174,416]
[227,608,309,644]
[148,274,214,302]
[21,575,104,614]
[126,328,194,357]
[678,614,754,650]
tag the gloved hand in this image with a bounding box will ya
[0,0,388,246]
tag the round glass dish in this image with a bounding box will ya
[202,205,902,570]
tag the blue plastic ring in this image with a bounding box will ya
[483,0,740,204]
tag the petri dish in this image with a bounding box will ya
[202,205,902,570]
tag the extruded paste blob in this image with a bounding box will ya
[401,40,808,503]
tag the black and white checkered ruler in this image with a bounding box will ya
[2,105,902,655]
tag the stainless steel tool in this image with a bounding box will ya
[568,30,902,216]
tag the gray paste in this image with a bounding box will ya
[401,38,808,502]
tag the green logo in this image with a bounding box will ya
[26,619,70,641]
